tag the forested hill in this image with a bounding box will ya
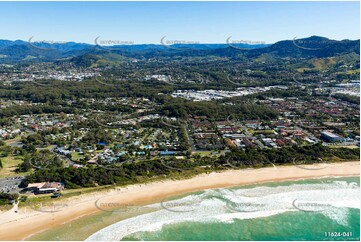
[0,36,359,63]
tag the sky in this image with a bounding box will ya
[0,1,359,44]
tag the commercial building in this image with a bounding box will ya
[320,131,343,143]
[27,182,64,194]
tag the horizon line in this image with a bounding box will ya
[1,35,360,46]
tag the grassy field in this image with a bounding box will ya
[251,129,277,135]
[0,155,30,179]
[3,136,21,146]
[345,69,360,75]
[71,152,85,161]
[194,151,219,157]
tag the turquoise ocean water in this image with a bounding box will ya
[86,177,360,241]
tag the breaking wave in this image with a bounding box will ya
[86,178,360,241]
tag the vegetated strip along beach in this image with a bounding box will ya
[0,161,359,240]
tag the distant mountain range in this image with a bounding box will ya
[0,36,359,64]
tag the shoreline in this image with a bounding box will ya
[0,161,359,241]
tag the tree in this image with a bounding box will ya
[18,154,32,172]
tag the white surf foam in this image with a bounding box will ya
[86,179,360,241]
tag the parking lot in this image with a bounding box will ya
[0,176,25,194]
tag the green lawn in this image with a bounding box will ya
[71,152,85,161]
[252,129,276,135]
[195,151,216,157]
[3,136,21,145]
[0,155,30,178]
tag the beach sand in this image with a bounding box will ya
[0,161,359,241]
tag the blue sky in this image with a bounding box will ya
[0,1,359,44]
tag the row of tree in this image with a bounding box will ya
[21,144,359,189]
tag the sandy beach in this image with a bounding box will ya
[0,161,359,241]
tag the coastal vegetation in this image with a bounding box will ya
[21,144,359,189]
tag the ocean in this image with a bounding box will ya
[86,176,360,241]
[28,176,360,241]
